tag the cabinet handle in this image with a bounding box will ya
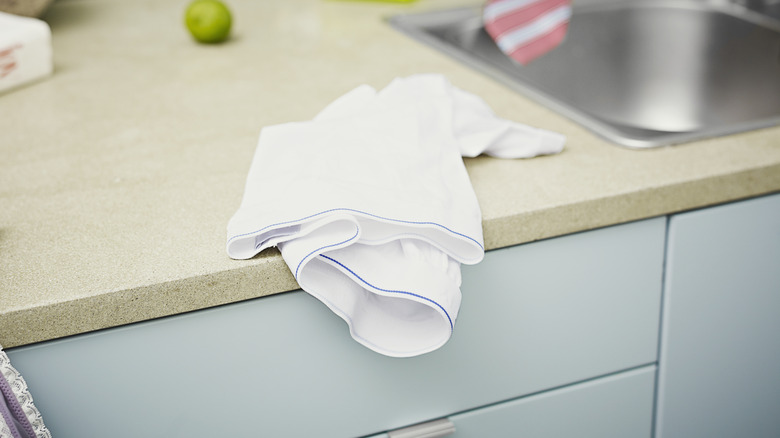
[387,418,456,438]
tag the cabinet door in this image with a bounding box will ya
[656,194,780,438]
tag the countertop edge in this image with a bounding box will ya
[4,162,779,348]
[483,163,780,248]
[1,259,298,348]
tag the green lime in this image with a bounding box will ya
[185,0,232,44]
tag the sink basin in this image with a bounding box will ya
[389,1,780,148]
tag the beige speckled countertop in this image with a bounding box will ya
[2,0,779,348]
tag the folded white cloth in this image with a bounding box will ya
[227,74,564,357]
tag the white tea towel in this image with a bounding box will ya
[227,74,564,357]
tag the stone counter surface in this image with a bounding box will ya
[2,0,779,348]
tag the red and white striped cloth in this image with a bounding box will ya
[483,0,572,65]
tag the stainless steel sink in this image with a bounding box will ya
[389,1,780,148]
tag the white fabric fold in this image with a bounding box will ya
[227,74,564,357]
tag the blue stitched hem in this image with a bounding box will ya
[294,226,361,278]
[302,288,451,357]
[229,207,483,251]
[319,254,454,331]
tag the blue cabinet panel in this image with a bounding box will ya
[656,193,780,438]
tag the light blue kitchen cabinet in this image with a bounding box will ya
[6,217,665,438]
[655,193,780,438]
[8,193,778,437]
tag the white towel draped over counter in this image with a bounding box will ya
[227,74,565,357]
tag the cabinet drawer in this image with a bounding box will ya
[447,365,655,438]
[372,365,656,438]
[7,218,665,438]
